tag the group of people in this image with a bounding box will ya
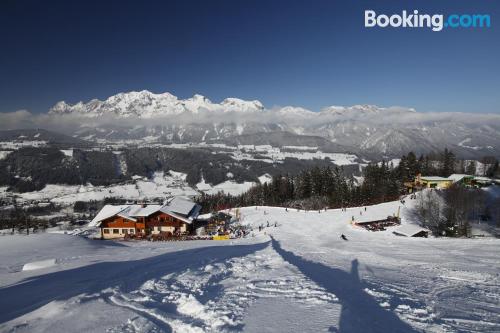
[258,221,278,232]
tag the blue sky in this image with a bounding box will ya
[0,0,499,113]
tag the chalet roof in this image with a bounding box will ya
[125,204,162,217]
[161,209,197,224]
[117,213,137,222]
[393,224,430,237]
[89,205,129,227]
[448,174,473,182]
[164,197,198,216]
[160,198,201,224]
[420,176,450,182]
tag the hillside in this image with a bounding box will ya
[0,198,498,332]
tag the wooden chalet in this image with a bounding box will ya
[89,197,201,240]
[354,216,401,231]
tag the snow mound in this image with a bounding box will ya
[22,259,57,271]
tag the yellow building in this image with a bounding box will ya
[405,174,453,192]
[419,176,453,189]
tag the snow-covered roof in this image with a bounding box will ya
[117,213,137,222]
[197,212,213,220]
[474,176,493,183]
[420,176,450,182]
[163,197,198,216]
[89,198,201,227]
[160,199,201,224]
[89,205,129,227]
[448,174,472,182]
[393,224,430,237]
[125,204,162,217]
[160,209,196,224]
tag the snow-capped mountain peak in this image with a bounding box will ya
[277,106,315,118]
[220,98,264,113]
[320,104,416,116]
[49,90,265,118]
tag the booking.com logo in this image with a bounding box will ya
[365,10,491,32]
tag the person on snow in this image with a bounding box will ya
[341,234,348,241]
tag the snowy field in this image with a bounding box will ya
[0,198,499,332]
[0,171,261,205]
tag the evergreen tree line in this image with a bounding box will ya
[398,149,499,182]
[197,148,499,213]
[198,161,403,213]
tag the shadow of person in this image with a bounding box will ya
[270,237,420,333]
[0,241,269,326]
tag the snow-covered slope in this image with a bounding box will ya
[0,197,499,332]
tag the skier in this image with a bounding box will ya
[341,234,348,241]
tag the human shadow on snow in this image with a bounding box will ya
[270,237,421,333]
[0,241,269,327]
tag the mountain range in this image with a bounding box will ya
[8,90,500,159]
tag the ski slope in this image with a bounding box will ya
[0,198,499,332]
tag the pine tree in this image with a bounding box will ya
[465,161,476,175]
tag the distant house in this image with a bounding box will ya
[405,174,451,192]
[89,197,201,239]
[419,176,453,189]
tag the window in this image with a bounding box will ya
[103,229,110,234]
[130,229,135,234]
[124,229,128,234]
[113,229,119,234]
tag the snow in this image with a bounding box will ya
[7,171,199,204]
[448,173,469,182]
[49,90,264,118]
[0,198,499,332]
[0,151,12,160]
[230,145,359,166]
[393,224,430,237]
[420,176,449,181]
[89,205,129,227]
[258,173,272,185]
[22,259,57,271]
[60,149,73,157]
[0,140,47,149]
[197,178,255,196]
